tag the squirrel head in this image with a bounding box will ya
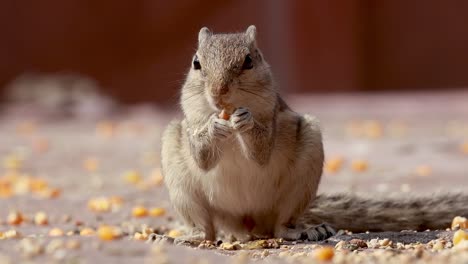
[188,25,274,111]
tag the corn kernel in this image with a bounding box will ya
[0,185,13,198]
[351,160,368,172]
[363,120,383,139]
[109,196,124,206]
[452,216,468,230]
[167,229,182,238]
[149,207,166,217]
[324,156,344,174]
[7,211,24,225]
[97,225,120,241]
[461,142,468,154]
[80,227,95,236]
[132,206,148,218]
[123,171,142,184]
[414,165,432,177]
[142,227,154,236]
[88,197,111,212]
[3,155,22,170]
[83,158,99,172]
[48,228,64,237]
[4,229,21,239]
[34,211,48,225]
[134,232,146,241]
[453,230,468,245]
[96,121,116,138]
[29,178,48,192]
[219,110,231,120]
[314,246,334,261]
[39,188,61,199]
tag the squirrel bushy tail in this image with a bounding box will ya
[300,193,468,233]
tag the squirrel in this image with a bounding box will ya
[160,25,468,243]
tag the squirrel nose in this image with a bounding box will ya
[218,86,229,95]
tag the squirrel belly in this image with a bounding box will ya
[198,138,284,215]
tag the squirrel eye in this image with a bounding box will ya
[242,54,253,70]
[193,55,201,70]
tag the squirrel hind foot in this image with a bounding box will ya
[276,223,336,241]
[300,223,336,241]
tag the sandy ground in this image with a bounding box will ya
[0,91,467,263]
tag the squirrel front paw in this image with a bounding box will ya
[231,107,254,133]
[208,115,233,140]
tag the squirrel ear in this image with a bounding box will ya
[245,25,257,44]
[198,27,211,44]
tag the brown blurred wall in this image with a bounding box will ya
[1,1,468,104]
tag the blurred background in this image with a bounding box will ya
[1,1,468,105]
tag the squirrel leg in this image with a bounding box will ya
[275,114,331,241]
[161,120,217,243]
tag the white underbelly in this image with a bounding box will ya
[200,139,282,215]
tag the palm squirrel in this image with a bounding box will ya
[161,25,468,242]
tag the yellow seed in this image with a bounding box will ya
[4,229,21,239]
[134,232,147,241]
[96,121,116,138]
[461,142,468,154]
[433,241,444,250]
[324,156,344,174]
[109,196,124,206]
[363,120,383,139]
[7,211,24,225]
[34,211,48,225]
[351,160,368,172]
[142,227,154,236]
[29,178,48,192]
[80,227,95,236]
[83,158,99,172]
[149,207,166,217]
[88,197,111,212]
[0,232,4,239]
[48,228,64,237]
[218,109,232,120]
[167,229,182,238]
[314,247,334,261]
[3,155,22,170]
[453,230,468,245]
[132,206,148,218]
[39,188,61,199]
[123,171,142,184]
[0,184,13,198]
[414,165,432,177]
[97,225,120,241]
[452,216,468,230]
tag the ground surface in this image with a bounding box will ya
[0,91,467,263]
